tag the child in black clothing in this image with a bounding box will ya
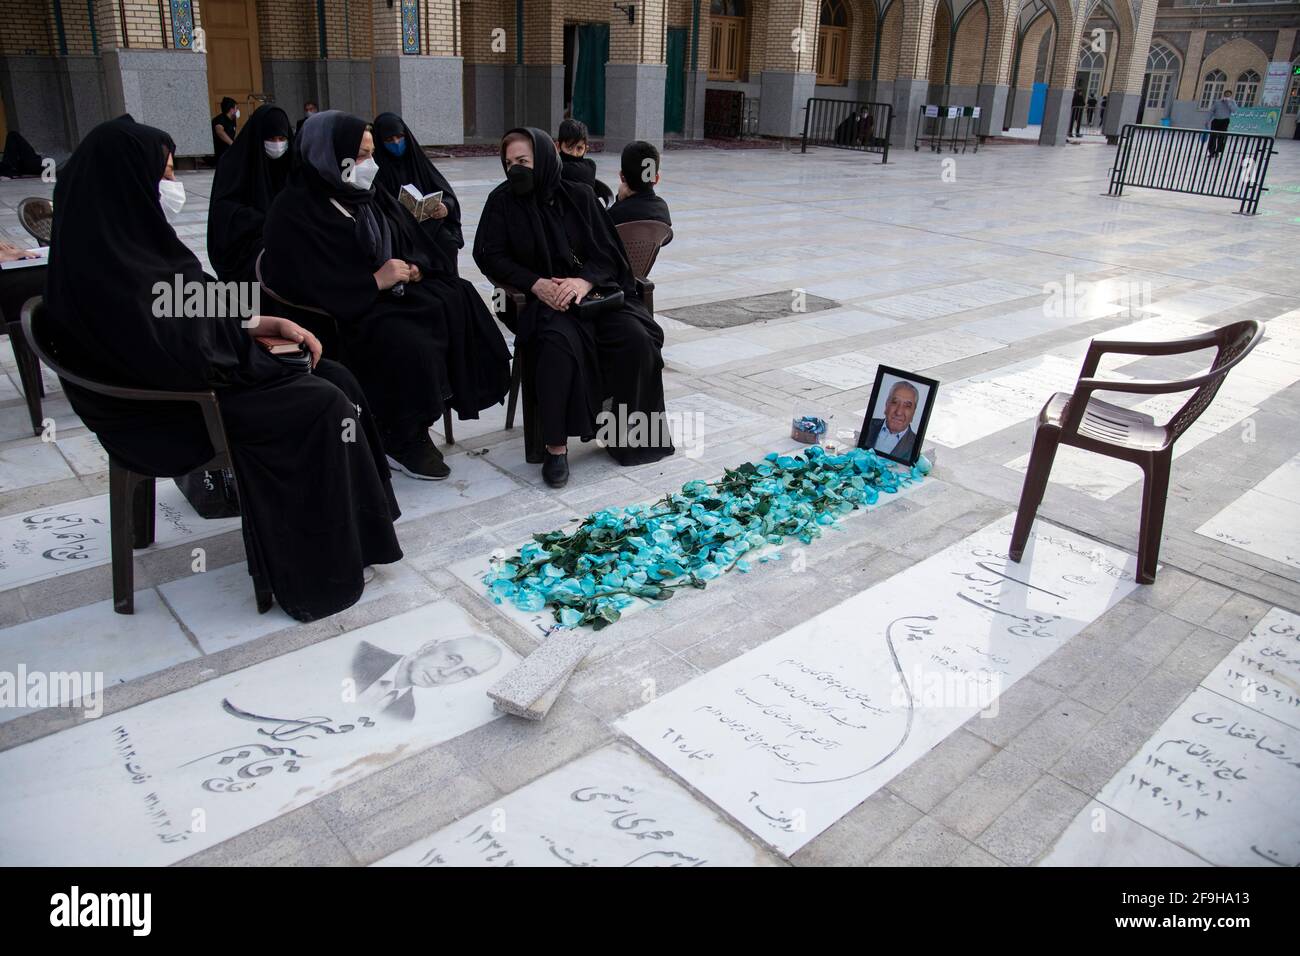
[556,118,614,206]
[608,140,672,242]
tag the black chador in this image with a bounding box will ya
[262,111,510,448]
[207,104,292,281]
[472,127,673,466]
[43,116,402,622]
[371,111,463,278]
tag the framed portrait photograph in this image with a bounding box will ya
[858,366,939,467]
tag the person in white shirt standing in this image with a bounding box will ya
[1207,91,1237,158]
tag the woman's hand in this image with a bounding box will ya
[408,263,422,283]
[430,202,448,220]
[0,240,35,263]
[374,258,411,290]
[554,277,593,310]
[247,314,322,368]
[531,277,566,311]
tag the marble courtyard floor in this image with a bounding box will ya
[0,137,1297,867]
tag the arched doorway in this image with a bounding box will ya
[816,0,850,86]
[1141,41,1179,125]
[708,0,749,83]
[1005,0,1057,133]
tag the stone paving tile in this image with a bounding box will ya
[791,789,922,867]
[886,729,999,814]
[930,748,1043,842]
[871,816,973,867]
[975,775,1092,866]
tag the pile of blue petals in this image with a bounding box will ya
[483,446,929,630]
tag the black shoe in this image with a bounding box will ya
[542,451,569,488]
[386,430,450,480]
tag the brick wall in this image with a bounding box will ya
[950,3,986,85]
[927,1,949,84]
[876,0,901,81]
[1015,15,1051,89]
[1197,35,1270,94]
[0,0,54,55]
[259,0,317,59]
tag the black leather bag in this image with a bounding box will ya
[175,467,241,518]
[571,288,624,321]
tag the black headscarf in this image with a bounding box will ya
[476,127,633,291]
[45,115,275,392]
[295,109,390,267]
[207,104,292,280]
[372,111,462,250]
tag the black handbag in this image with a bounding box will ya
[571,287,624,320]
[175,467,241,518]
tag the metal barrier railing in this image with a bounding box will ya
[1108,123,1277,215]
[800,98,893,164]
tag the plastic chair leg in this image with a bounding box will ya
[132,476,156,549]
[1009,427,1060,562]
[9,326,44,437]
[108,462,136,614]
[505,354,522,430]
[1136,454,1171,585]
[442,408,455,446]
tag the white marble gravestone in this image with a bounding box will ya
[0,601,517,866]
[0,481,241,593]
[617,514,1140,855]
[1196,452,1300,572]
[375,744,771,867]
[1201,607,1300,732]
[1086,688,1300,867]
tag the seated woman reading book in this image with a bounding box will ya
[262,111,511,481]
[371,111,463,278]
[44,116,402,622]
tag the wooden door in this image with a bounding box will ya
[204,0,263,132]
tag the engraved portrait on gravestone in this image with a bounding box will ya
[351,635,504,720]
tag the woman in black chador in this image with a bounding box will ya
[371,111,462,277]
[473,127,673,488]
[207,103,292,281]
[44,116,402,622]
[262,111,510,480]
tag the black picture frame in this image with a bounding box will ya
[858,366,939,467]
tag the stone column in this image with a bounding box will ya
[888,0,938,146]
[1038,21,1081,147]
[976,1,1015,136]
[93,0,210,156]
[502,0,563,133]
[461,0,508,140]
[372,0,464,145]
[757,0,819,138]
[1102,0,1157,140]
[605,0,668,152]
[1170,29,1206,128]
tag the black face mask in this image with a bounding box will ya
[507,164,534,197]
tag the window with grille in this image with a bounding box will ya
[1234,69,1260,107]
[708,0,747,81]
[816,0,849,86]
[1199,69,1226,109]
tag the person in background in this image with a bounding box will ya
[1207,90,1237,158]
[556,119,613,206]
[1069,89,1085,137]
[0,131,45,179]
[207,104,293,282]
[212,96,239,163]
[608,140,672,242]
[296,100,318,137]
[372,111,463,277]
[1086,94,1098,126]
[44,116,402,622]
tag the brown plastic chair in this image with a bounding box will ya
[3,294,48,436]
[18,197,53,247]
[255,249,456,445]
[21,298,273,615]
[1009,319,1264,584]
[614,219,673,307]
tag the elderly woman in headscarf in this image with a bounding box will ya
[262,111,510,481]
[43,115,402,622]
[473,127,673,489]
[371,111,463,277]
[207,103,292,281]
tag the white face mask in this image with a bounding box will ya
[348,157,379,191]
[234,109,241,120]
[158,179,186,218]
[264,140,289,160]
